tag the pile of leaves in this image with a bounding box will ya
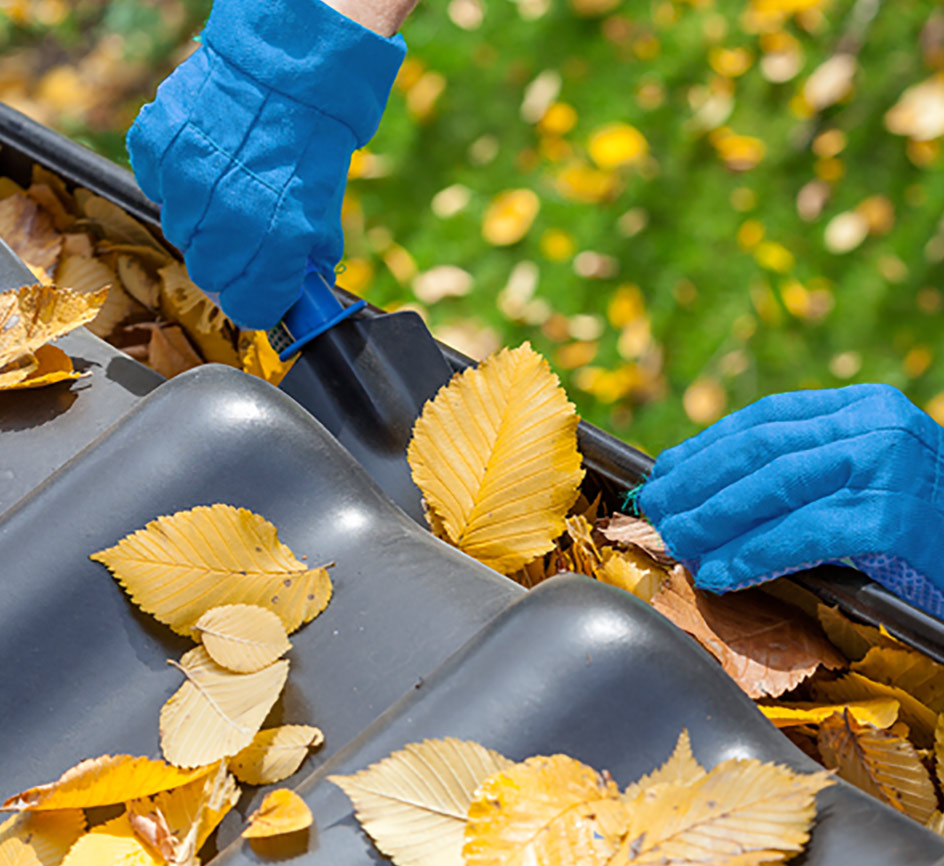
[406,341,944,837]
[0,166,292,385]
[330,731,834,866]
[1,504,332,864]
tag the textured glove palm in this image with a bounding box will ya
[127,0,406,330]
[638,384,944,619]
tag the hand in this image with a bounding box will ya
[126,0,406,330]
[638,384,944,618]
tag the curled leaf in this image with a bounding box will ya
[229,725,324,785]
[242,789,312,838]
[408,343,584,575]
[0,344,83,392]
[160,646,289,768]
[90,504,331,636]
[194,604,291,674]
[818,709,937,823]
[330,738,512,866]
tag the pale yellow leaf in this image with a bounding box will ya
[80,194,166,253]
[935,713,943,789]
[818,710,937,823]
[238,330,294,387]
[464,754,630,866]
[816,604,899,661]
[851,646,944,713]
[160,646,289,768]
[194,604,291,674]
[616,758,833,865]
[928,811,944,836]
[0,811,85,866]
[594,546,666,602]
[229,725,324,785]
[329,737,512,866]
[407,343,584,574]
[0,283,107,371]
[1,755,213,811]
[0,345,83,392]
[117,255,162,309]
[564,514,603,576]
[242,789,312,838]
[54,254,140,339]
[757,698,900,730]
[128,762,240,864]
[0,354,37,389]
[621,730,705,804]
[59,814,160,866]
[812,672,938,747]
[89,504,332,637]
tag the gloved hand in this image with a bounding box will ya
[638,383,944,619]
[126,0,406,330]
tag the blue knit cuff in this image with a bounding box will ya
[203,0,406,146]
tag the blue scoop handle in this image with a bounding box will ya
[276,259,366,361]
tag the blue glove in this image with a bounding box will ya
[127,0,406,330]
[638,384,944,620]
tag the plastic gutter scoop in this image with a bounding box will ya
[267,260,366,361]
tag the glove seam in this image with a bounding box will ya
[202,35,366,146]
[153,48,218,202]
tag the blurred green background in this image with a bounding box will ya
[2,0,943,456]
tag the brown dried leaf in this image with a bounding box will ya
[80,193,165,252]
[818,710,937,823]
[26,184,73,231]
[935,714,943,789]
[597,512,674,565]
[117,255,162,309]
[651,567,844,699]
[0,193,61,271]
[147,323,203,379]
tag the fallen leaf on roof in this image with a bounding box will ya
[161,646,289,768]
[146,322,202,379]
[242,789,312,838]
[596,513,674,564]
[594,546,667,602]
[408,342,584,575]
[2,755,213,811]
[816,604,899,661]
[0,344,84,391]
[90,503,332,636]
[194,604,291,674]
[651,567,844,698]
[0,193,62,271]
[229,725,323,786]
[330,738,512,866]
[0,810,85,866]
[851,646,944,713]
[237,330,294,387]
[59,813,162,866]
[79,193,166,253]
[818,709,937,823]
[757,698,900,729]
[621,729,705,803]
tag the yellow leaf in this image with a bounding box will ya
[160,646,290,768]
[587,123,648,170]
[229,725,324,786]
[89,503,332,637]
[463,754,629,866]
[116,255,162,310]
[242,789,312,838]
[55,255,140,339]
[818,710,937,823]
[851,646,944,713]
[59,814,160,866]
[0,194,61,272]
[407,343,584,575]
[563,514,603,576]
[0,345,83,392]
[0,354,38,389]
[816,604,898,661]
[935,714,943,789]
[329,737,512,866]
[594,547,666,602]
[813,673,938,747]
[0,283,106,372]
[194,604,292,673]
[757,698,900,730]
[145,323,203,379]
[237,330,295,387]
[128,763,240,864]
[481,189,540,246]
[2,755,212,811]
[158,261,240,367]
[616,758,833,864]
[621,730,705,804]
[0,811,85,866]
[928,811,944,837]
